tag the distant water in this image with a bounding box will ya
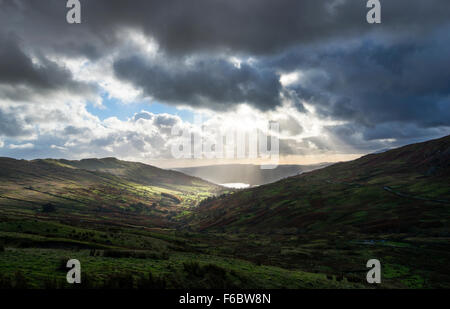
[220,183,251,189]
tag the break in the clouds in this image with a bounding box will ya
[0,0,449,164]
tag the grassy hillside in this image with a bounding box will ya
[189,135,450,288]
[192,135,450,232]
[0,157,223,230]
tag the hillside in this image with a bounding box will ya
[175,163,330,186]
[186,135,450,288]
[58,157,214,188]
[192,135,450,232]
[0,157,223,229]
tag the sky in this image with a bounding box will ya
[0,0,449,168]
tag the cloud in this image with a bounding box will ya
[0,33,97,101]
[52,111,187,160]
[113,55,283,111]
[277,115,303,136]
[9,143,34,150]
[2,0,450,58]
[0,0,449,162]
[266,26,450,144]
[0,107,34,138]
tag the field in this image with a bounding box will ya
[0,218,366,289]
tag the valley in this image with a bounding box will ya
[0,135,449,289]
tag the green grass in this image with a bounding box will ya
[0,247,364,289]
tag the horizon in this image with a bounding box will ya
[2,133,449,169]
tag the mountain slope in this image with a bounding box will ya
[183,135,450,288]
[0,157,223,229]
[191,135,450,234]
[57,157,215,188]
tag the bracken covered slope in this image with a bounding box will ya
[192,135,450,234]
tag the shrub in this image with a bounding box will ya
[182,262,246,289]
[183,261,202,277]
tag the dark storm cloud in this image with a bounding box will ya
[323,122,450,153]
[275,30,450,131]
[114,56,282,110]
[2,0,450,108]
[98,0,450,55]
[0,34,64,89]
[3,0,450,58]
[0,33,96,98]
[6,0,450,55]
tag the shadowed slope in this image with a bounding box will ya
[192,135,450,234]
